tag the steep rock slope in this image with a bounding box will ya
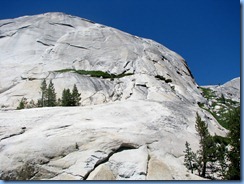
[0,12,201,108]
[0,13,226,180]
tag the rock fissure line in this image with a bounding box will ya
[83,143,138,180]
[66,43,89,50]
[0,128,26,141]
[0,22,14,28]
[17,25,31,31]
[37,40,54,47]
[0,31,17,38]
[48,22,75,28]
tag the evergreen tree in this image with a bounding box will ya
[183,141,196,174]
[71,84,81,106]
[46,80,56,107]
[220,93,226,104]
[225,107,240,180]
[195,113,210,177]
[61,88,72,106]
[61,85,81,106]
[184,110,240,180]
[17,97,26,110]
[40,79,47,107]
[215,142,228,179]
[195,113,217,178]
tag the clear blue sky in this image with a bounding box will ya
[0,0,240,85]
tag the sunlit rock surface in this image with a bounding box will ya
[204,77,240,102]
[0,13,227,180]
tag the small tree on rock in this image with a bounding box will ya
[40,79,47,107]
[46,80,56,107]
[225,107,240,180]
[184,113,217,178]
[61,88,72,106]
[71,84,81,106]
[184,141,197,174]
[17,97,26,110]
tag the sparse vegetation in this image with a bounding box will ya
[198,87,239,129]
[55,69,134,79]
[17,97,26,110]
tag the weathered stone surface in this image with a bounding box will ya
[0,100,226,180]
[107,145,148,180]
[87,165,115,180]
[0,12,203,109]
[0,12,229,180]
[147,156,172,180]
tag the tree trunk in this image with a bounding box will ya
[202,161,207,178]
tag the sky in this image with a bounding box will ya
[0,0,240,85]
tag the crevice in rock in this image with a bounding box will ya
[36,40,54,47]
[136,84,148,88]
[0,128,26,141]
[0,22,14,28]
[0,31,17,39]
[17,25,31,30]
[161,55,169,61]
[66,43,89,50]
[123,61,131,68]
[83,143,138,180]
[80,18,95,24]
[146,152,151,178]
[48,22,75,28]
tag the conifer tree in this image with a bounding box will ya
[225,107,240,180]
[183,141,196,174]
[17,97,26,110]
[71,84,81,106]
[40,79,47,107]
[195,113,211,177]
[47,80,56,107]
[61,88,72,106]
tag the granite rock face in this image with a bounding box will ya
[0,12,202,108]
[0,100,225,180]
[204,77,240,102]
[0,13,227,180]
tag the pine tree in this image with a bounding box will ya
[215,142,228,179]
[195,113,209,177]
[71,84,81,106]
[61,88,72,106]
[225,107,240,180]
[17,97,26,110]
[184,141,196,174]
[47,80,56,107]
[195,113,216,178]
[40,79,47,107]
